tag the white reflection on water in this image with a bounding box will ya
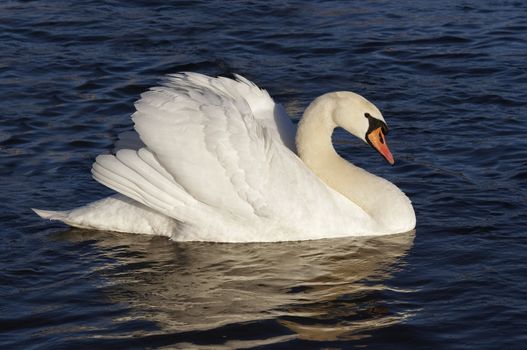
[59,229,415,343]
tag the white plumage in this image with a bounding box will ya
[34,73,415,242]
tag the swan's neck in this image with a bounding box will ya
[296,96,414,230]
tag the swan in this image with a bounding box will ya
[34,73,415,242]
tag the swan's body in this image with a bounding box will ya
[34,73,415,242]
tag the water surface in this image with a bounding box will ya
[1,1,526,349]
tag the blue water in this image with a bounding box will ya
[1,1,526,349]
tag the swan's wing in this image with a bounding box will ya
[93,73,371,234]
[129,73,301,217]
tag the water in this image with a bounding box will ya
[1,0,526,348]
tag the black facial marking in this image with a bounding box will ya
[364,113,389,148]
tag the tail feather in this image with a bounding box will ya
[32,207,100,230]
[32,195,180,236]
[32,208,68,221]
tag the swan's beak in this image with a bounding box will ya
[367,127,395,165]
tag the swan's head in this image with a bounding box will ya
[332,92,394,165]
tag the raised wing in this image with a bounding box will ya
[130,73,299,218]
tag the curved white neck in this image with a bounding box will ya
[295,95,415,231]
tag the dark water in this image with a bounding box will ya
[1,0,526,349]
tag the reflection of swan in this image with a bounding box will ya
[58,229,415,345]
[35,73,415,242]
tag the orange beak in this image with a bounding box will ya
[367,127,395,165]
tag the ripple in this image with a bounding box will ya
[1,0,527,349]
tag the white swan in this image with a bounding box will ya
[34,73,415,242]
